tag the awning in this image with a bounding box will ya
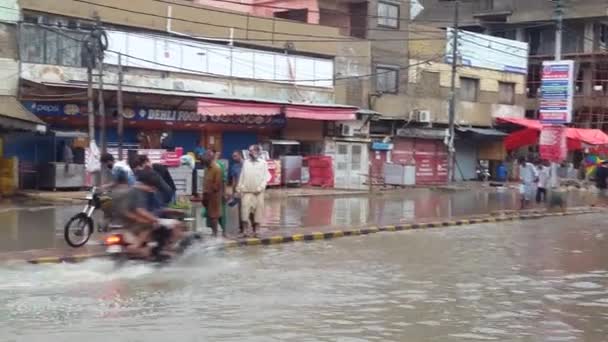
[500,117,608,150]
[197,98,281,116]
[0,96,46,133]
[496,117,542,130]
[285,105,357,121]
[457,127,507,137]
[396,127,447,140]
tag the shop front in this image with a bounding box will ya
[23,97,287,162]
[392,128,449,185]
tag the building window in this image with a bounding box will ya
[459,77,479,102]
[498,82,515,105]
[377,1,399,29]
[274,9,308,23]
[20,25,85,67]
[376,65,399,93]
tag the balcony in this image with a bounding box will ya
[473,0,513,20]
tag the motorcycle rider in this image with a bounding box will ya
[114,168,183,259]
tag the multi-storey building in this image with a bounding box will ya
[417,0,608,130]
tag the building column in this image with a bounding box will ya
[582,65,593,97]
[584,22,595,53]
[515,28,526,42]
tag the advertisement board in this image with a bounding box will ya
[539,60,575,124]
[539,125,568,162]
[445,28,529,74]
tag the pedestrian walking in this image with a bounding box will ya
[202,150,224,237]
[236,144,270,238]
[536,160,550,203]
[518,156,538,209]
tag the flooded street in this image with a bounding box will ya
[0,188,595,252]
[2,213,608,341]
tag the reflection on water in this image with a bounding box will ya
[0,189,595,252]
[1,214,608,341]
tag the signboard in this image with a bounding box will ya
[22,102,286,126]
[446,28,529,74]
[539,60,575,124]
[539,125,567,162]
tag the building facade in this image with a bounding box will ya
[417,0,608,131]
[1,0,380,188]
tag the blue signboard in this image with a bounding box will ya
[372,142,393,151]
[539,60,574,124]
[22,102,286,126]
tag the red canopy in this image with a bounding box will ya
[197,99,281,116]
[197,99,357,121]
[498,117,608,150]
[285,105,357,121]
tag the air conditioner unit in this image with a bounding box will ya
[341,124,354,137]
[418,110,432,123]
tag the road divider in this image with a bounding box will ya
[26,207,604,264]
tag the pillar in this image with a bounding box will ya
[583,21,595,53]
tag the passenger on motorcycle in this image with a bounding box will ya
[101,153,136,187]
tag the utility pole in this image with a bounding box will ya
[550,0,564,187]
[117,53,124,161]
[554,0,563,61]
[87,65,95,142]
[447,0,459,183]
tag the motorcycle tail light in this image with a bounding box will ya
[105,234,123,245]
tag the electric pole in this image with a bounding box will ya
[554,0,563,61]
[550,0,564,187]
[95,16,107,157]
[447,0,459,183]
[117,53,124,161]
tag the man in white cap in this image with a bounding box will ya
[236,144,270,237]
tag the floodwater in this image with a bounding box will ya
[1,213,608,341]
[0,188,596,253]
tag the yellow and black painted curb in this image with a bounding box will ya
[25,207,604,264]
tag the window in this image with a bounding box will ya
[20,25,85,67]
[274,9,308,23]
[459,77,479,102]
[376,65,399,93]
[498,82,515,105]
[377,2,399,29]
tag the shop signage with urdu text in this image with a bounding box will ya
[22,102,286,126]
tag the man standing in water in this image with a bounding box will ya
[202,150,224,237]
[237,145,270,238]
[519,156,538,209]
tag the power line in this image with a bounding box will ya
[152,0,441,34]
[71,0,443,43]
[39,24,447,84]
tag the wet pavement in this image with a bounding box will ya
[0,188,599,255]
[1,213,608,341]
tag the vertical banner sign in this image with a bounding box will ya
[539,60,574,124]
[539,125,568,162]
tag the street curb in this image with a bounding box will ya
[24,207,604,264]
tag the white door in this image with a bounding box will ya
[334,143,350,189]
[333,142,368,190]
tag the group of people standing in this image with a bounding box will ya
[518,157,557,209]
[200,144,270,238]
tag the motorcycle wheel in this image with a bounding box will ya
[64,213,94,248]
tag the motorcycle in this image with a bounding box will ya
[104,218,201,263]
[64,187,112,248]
